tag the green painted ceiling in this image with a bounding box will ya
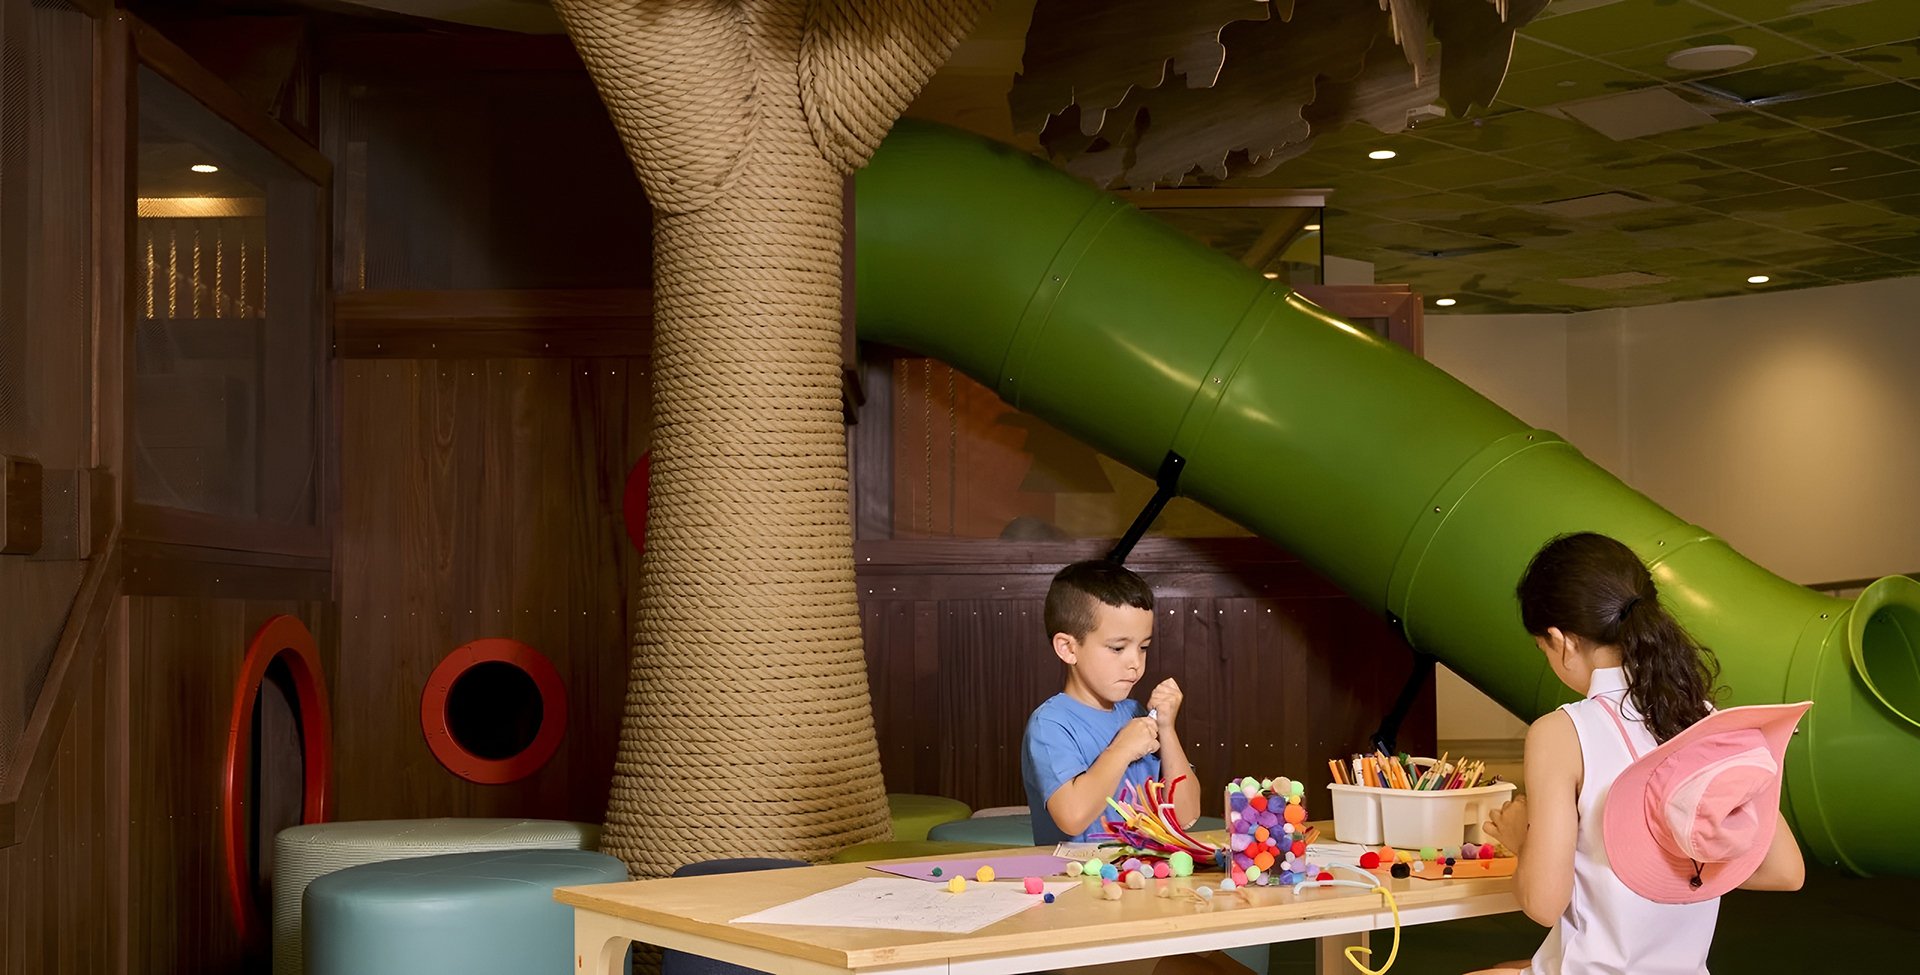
[1240,0,1920,313]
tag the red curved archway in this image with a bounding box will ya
[420,638,568,784]
[222,614,333,947]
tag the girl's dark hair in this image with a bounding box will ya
[1516,532,1720,743]
[1046,560,1154,640]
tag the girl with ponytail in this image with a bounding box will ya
[1467,532,1807,975]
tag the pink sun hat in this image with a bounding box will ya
[1602,700,1811,904]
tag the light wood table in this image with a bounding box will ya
[558,842,1519,975]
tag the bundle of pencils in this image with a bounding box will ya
[1327,751,1491,791]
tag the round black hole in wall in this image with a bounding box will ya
[445,660,544,760]
[421,638,567,784]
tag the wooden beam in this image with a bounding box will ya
[1118,188,1332,209]
[123,541,331,600]
[0,537,122,848]
[125,503,331,560]
[130,16,330,184]
[315,30,586,76]
[333,289,654,358]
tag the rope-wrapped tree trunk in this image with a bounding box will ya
[553,0,987,878]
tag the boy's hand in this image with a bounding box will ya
[1112,716,1160,762]
[1147,678,1183,731]
[1484,795,1529,854]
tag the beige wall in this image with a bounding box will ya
[1419,275,1920,739]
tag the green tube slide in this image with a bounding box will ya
[852,120,1920,878]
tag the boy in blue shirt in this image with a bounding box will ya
[1022,560,1199,844]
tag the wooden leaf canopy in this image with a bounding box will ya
[1013,0,1550,188]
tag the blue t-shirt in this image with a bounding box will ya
[1021,693,1161,844]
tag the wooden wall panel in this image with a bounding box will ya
[333,358,646,824]
[127,595,334,975]
[856,539,1434,818]
[1,600,122,975]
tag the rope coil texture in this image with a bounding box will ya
[552,0,987,878]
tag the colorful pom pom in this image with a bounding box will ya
[948,877,966,893]
[976,866,996,883]
[1024,877,1044,895]
[1169,851,1195,877]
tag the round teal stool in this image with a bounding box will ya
[886,793,970,842]
[304,848,628,975]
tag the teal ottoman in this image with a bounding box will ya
[304,848,628,975]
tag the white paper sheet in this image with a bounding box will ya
[1051,842,1104,861]
[731,878,1080,934]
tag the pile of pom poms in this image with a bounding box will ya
[1224,776,1332,888]
[1356,842,1506,879]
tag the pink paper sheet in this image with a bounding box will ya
[868,854,1076,883]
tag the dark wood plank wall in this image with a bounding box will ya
[332,358,646,823]
[0,602,123,975]
[126,596,334,975]
[856,538,1434,817]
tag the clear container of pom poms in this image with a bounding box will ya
[1223,775,1326,889]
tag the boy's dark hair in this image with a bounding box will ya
[1045,560,1154,641]
[1516,532,1721,743]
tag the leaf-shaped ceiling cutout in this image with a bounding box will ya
[1010,0,1277,137]
[1020,0,1550,189]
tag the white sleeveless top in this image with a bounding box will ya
[1525,667,1719,975]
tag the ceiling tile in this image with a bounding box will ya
[1603,26,1822,83]
[1826,112,1920,149]
[1459,171,1618,205]
[1798,252,1920,278]
[1762,0,1920,54]
[1856,230,1920,257]
[1417,206,1582,243]
[1698,186,1843,213]
[1525,1,1739,56]
[1345,191,1491,221]
[1693,54,1887,99]
[1590,151,1736,188]
[1752,147,1915,181]
[1403,108,1591,153]
[1507,34,1589,74]
[1697,1,1869,24]
[1638,169,1798,201]
[1690,128,1860,165]
[1761,81,1920,126]
[1876,192,1920,215]
[1844,39,1920,81]
[1371,152,1545,191]
[1495,59,1660,108]
[1819,169,1920,198]
[1638,107,1806,149]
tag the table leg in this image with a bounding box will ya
[575,911,633,975]
[1314,930,1369,975]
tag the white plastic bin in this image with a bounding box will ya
[1326,782,1516,850]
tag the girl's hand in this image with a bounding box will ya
[1485,796,1530,854]
[1147,678,1183,730]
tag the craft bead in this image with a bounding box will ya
[948,877,966,893]
[976,866,996,883]
[1024,877,1044,895]
[1043,893,1055,903]
[931,867,942,877]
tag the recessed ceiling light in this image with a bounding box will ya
[1434,297,1457,307]
[1664,44,1757,73]
[1262,272,1280,279]
[1830,165,1848,172]
[1303,223,1321,231]
[1368,149,1396,160]
[1747,274,1770,284]
[190,163,219,173]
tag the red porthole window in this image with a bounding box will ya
[420,638,567,784]
[222,615,332,948]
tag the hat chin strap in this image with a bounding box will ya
[1689,860,1704,890]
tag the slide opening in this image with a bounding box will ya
[1849,575,1920,730]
